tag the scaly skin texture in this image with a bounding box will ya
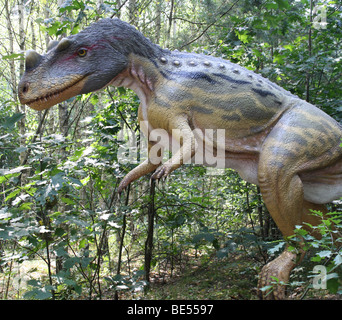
[258,248,298,300]
[18,18,342,299]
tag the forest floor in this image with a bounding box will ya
[2,249,341,300]
[136,253,341,301]
[143,255,259,300]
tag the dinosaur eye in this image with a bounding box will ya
[77,48,87,57]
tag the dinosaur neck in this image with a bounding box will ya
[109,18,166,60]
[110,54,158,93]
[122,37,165,60]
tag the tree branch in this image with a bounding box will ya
[179,0,240,49]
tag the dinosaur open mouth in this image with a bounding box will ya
[20,75,88,111]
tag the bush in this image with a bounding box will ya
[292,210,342,295]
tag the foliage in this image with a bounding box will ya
[292,211,342,296]
[259,210,342,298]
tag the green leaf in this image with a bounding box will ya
[311,255,322,262]
[15,146,28,153]
[284,44,294,52]
[259,285,273,292]
[2,113,25,129]
[90,94,98,105]
[235,30,249,44]
[19,202,33,210]
[79,238,87,249]
[275,0,290,9]
[61,197,76,205]
[0,166,29,176]
[51,172,66,190]
[24,281,54,300]
[64,257,80,269]
[55,246,69,257]
[74,284,82,295]
[2,53,24,60]
[5,189,20,202]
[27,279,40,287]
[32,288,53,300]
[55,228,66,237]
[68,176,83,187]
[268,241,285,255]
[265,2,278,10]
[192,232,215,244]
[0,210,12,220]
[317,250,332,259]
[327,277,340,294]
[333,253,342,266]
[80,176,90,186]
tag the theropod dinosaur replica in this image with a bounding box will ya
[18,18,342,299]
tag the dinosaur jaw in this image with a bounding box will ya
[19,75,88,111]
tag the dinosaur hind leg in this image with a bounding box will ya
[257,166,304,300]
[255,105,341,299]
[255,103,342,299]
[257,200,327,300]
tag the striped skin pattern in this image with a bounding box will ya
[18,19,342,299]
[143,51,294,141]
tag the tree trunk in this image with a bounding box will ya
[144,179,156,287]
[155,1,162,44]
[167,0,175,46]
[306,0,313,103]
[18,0,27,177]
[129,0,136,25]
[5,1,26,168]
[5,1,16,101]
[114,184,130,300]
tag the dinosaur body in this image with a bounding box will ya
[18,18,342,299]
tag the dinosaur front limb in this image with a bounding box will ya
[118,159,160,193]
[151,115,198,180]
[118,137,162,194]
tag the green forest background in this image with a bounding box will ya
[0,0,341,300]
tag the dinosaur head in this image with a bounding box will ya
[18,18,159,111]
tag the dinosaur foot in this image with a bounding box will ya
[117,178,130,195]
[151,163,173,180]
[257,250,297,300]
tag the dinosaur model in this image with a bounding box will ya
[18,18,342,299]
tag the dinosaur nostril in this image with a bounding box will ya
[22,84,28,93]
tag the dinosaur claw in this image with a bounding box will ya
[117,181,129,195]
[117,184,124,194]
[117,187,124,198]
[152,164,172,181]
[151,169,163,180]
